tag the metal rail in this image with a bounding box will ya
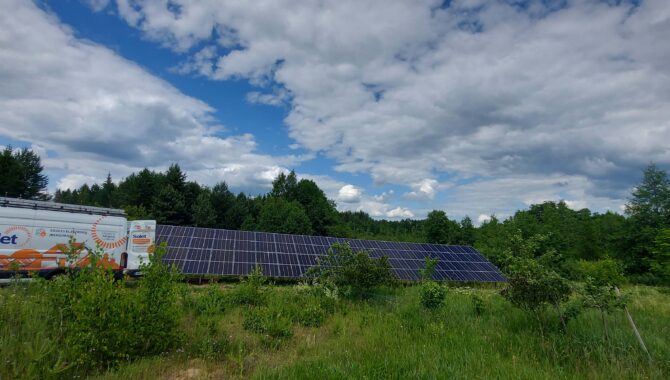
[0,197,126,217]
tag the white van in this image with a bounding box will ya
[0,197,155,279]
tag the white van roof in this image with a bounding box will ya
[0,197,126,217]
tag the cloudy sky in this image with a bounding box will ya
[1,0,669,222]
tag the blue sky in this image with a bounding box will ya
[1,0,668,222]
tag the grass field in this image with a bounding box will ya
[85,283,670,380]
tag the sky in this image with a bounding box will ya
[1,0,669,223]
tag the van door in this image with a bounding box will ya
[125,220,156,273]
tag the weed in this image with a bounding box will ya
[420,281,446,309]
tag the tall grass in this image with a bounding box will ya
[92,284,670,380]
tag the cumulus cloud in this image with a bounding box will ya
[337,184,362,203]
[302,175,411,219]
[404,179,441,200]
[57,174,101,191]
[0,0,296,193]
[387,207,414,219]
[477,214,492,225]
[104,0,670,214]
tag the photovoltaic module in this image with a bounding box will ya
[156,225,506,282]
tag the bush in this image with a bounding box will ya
[0,240,185,377]
[188,316,228,360]
[579,258,625,286]
[307,243,396,297]
[243,307,293,338]
[132,243,185,355]
[419,256,439,281]
[46,244,139,369]
[502,254,572,331]
[195,283,227,316]
[420,281,446,309]
[228,265,266,306]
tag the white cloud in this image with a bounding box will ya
[81,0,111,12]
[246,89,290,106]
[301,175,412,218]
[57,174,100,190]
[444,174,627,221]
[477,214,491,225]
[404,179,441,200]
[337,184,362,203]
[386,207,414,219]
[108,0,670,210]
[0,0,295,193]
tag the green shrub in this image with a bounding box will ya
[188,316,228,360]
[420,281,446,309]
[132,243,185,355]
[46,244,138,370]
[419,257,439,281]
[196,283,227,315]
[243,307,293,338]
[307,243,396,297]
[296,303,327,327]
[502,252,572,332]
[228,266,266,306]
[1,240,185,377]
[579,258,625,286]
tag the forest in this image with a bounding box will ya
[2,145,669,285]
[2,145,670,379]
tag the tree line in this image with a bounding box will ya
[4,146,669,285]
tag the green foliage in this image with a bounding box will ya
[47,161,670,288]
[419,256,439,281]
[0,146,49,199]
[195,283,227,316]
[0,203,217,374]
[471,294,485,316]
[503,256,572,314]
[192,190,217,227]
[188,316,228,360]
[625,163,670,277]
[152,185,187,225]
[580,278,625,315]
[425,210,459,244]
[123,204,152,220]
[254,197,313,234]
[579,278,626,341]
[579,258,625,286]
[501,235,573,331]
[133,243,184,355]
[420,281,446,309]
[307,243,396,297]
[0,241,185,376]
[458,216,476,245]
[227,266,266,306]
[626,163,670,227]
[243,307,293,338]
[651,228,670,283]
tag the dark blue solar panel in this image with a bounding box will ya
[155,225,505,282]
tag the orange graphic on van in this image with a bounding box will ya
[91,216,128,250]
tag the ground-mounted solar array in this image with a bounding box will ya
[155,225,506,282]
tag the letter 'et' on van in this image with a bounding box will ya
[0,234,18,244]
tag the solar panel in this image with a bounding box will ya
[155,225,506,282]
